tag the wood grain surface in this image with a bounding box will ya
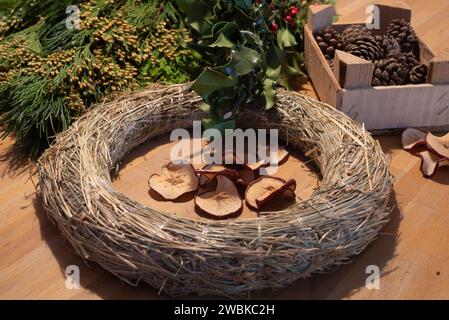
[1,0,449,299]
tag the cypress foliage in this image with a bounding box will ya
[0,0,203,157]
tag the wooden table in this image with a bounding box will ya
[1,0,449,299]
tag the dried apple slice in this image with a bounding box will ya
[441,159,449,168]
[197,164,239,186]
[257,146,290,167]
[148,162,199,200]
[222,150,249,168]
[246,147,290,171]
[245,176,296,211]
[417,151,446,178]
[222,146,290,172]
[245,159,266,171]
[195,175,242,217]
[235,167,256,186]
[275,147,290,166]
[425,132,449,159]
[222,150,240,165]
[401,128,426,151]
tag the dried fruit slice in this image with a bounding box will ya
[401,128,426,151]
[245,159,266,171]
[417,151,448,178]
[223,146,290,172]
[195,175,242,217]
[257,146,290,167]
[235,168,256,186]
[197,164,239,186]
[148,162,199,200]
[245,176,296,211]
[222,150,251,168]
[425,132,449,159]
[222,149,241,165]
[246,147,290,171]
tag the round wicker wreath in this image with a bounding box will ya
[37,84,393,297]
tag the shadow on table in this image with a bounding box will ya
[0,139,32,178]
[252,192,401,300]
[33,189,400,300]
[33,196,168,300]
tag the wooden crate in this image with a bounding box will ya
[304,2,449,132]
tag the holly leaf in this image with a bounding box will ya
[233,0,253,10]
[211,22,243,45]
[191,69,238,101]
[277,27,297,49]
[258,3,273,19]
[202,118,236,133]
[175,0,211,33]
[263,79,276,110]
[266,65,281,80]
[209,33,235,48]
[267,45,303,89]
[217,47,260,76]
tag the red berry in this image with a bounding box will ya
[256,0,263,3]
[270,21,279,32]
[285,15,292,22]
[290,6,299,16]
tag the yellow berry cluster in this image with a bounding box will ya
[65,92,85,114]
[0,0,40,40]
[91,48,138,92]
[37,48,76,77]
[147,22,193,64]
[0,37,43,80]
[0,0,197,116]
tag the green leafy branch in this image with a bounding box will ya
[176,0,332,131]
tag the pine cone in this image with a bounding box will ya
[314,26,343,61]
[409,64,428,84]
[387,18,418,53]
[395,51,420,71]
[375,35,401,58]
[341,25,372,47]
[345,37,383,61]
[372,58,409,86]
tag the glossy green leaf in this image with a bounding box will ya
[277,27,297,49]
[217,47,260,76]
[266,66,281,80]
[233,0,253,10]
[209,33,235,48]
[211,22,243,45]
[202,118,236,132]
[175,0,211,32]
[263,79,276,110]
[191,69,238,101]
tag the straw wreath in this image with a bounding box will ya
[37,83,393,297]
